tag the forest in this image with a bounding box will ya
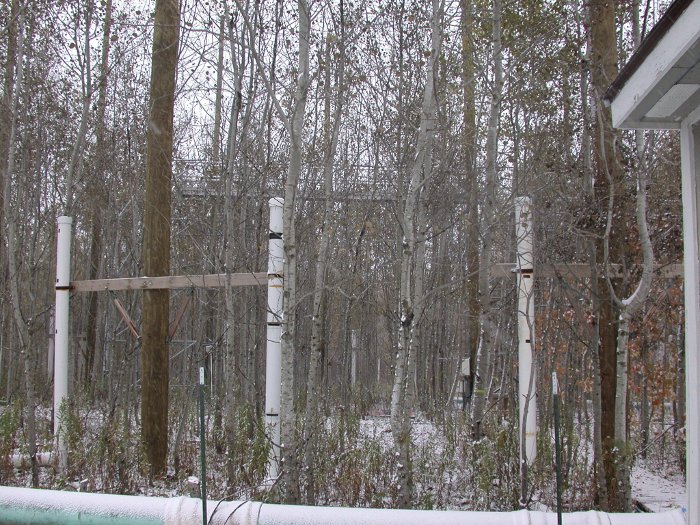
[0,0,686,515]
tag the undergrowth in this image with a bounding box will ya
[3,392,678,511]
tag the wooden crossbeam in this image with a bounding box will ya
[71,272,267,292]
[490,263,683,279]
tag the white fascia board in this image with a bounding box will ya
[611,0,700,129]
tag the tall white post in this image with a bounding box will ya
[681,115,700,525]
[515,197,537,466]
[351,330,358,389]
[266,198,284,480]
[54,216,72,471]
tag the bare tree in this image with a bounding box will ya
[141,0,180,476]
[470,0,503,440]
[391,0,442,508]
[303,6,346,503]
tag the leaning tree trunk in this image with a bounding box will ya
[141,0,180,477]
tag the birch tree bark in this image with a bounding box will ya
[141,0,180,476]
[233,0,310,501]
[303,17,345,504]
[391,0,442,508]
[470,0,503,440]
[279,1,310,502]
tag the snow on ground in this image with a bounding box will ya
[632,463,686,512]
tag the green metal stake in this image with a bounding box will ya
[552,372,563,525]
[199,367,207,525]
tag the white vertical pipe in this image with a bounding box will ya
[54,216,72,471]
[681,116,700,525]
[266,198,284,480]
[515,197,536,466]
[351,330,358,389]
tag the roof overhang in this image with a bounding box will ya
[604,0,700,130]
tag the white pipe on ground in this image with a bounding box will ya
[54,216,72,472]
[515,197,537,465]
[266,198,284,481]
[0,486,686,525]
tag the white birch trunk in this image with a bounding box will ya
[303,28,345,504]
[391,0,442,508]
[470,0,503,440]
[279,0,310,503]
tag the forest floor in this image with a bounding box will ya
[632,463,686,512]
[0,405,687,513]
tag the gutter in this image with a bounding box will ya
[603,0,693,104]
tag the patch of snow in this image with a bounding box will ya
[632,463,686,512]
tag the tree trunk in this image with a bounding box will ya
[588,0,624,510]
[141,0,180,477]
[64,1,93,216]
[471,0,503,440]
[0,0,19,289]
[303,22,345,504]
[459,0,479,411]
[85,0,113,393]
[1,9,38,486]
[391,0,442,508]
[279,0,310,503]
[222,1,246,479]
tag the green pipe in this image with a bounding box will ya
[0,487,167,525]
[0,504,162,525]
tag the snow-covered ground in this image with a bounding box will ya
[632,463,686,512]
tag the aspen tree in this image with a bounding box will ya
[304,7,346,503]
[470,0,503,440]
[391,0,442,508]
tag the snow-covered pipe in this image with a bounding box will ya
[0,486,686,525]
[9,451,54,470]
[54,215,72,471]
[266,198,284,481]
[515,197,537,465]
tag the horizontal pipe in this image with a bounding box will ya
[0,487,686,525]
[9,452,54,470]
